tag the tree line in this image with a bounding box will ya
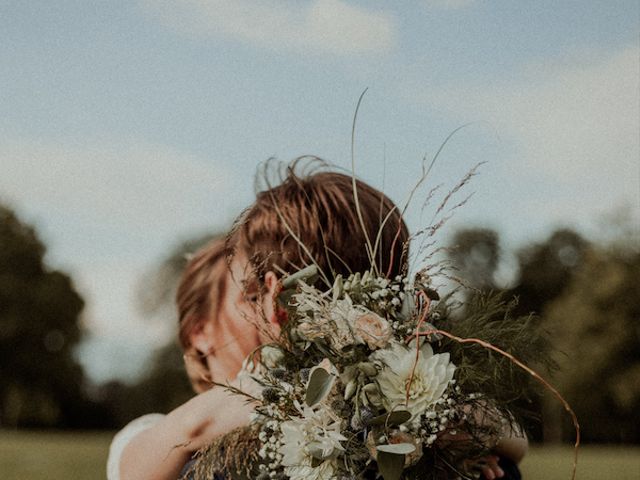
[1,203,638,443]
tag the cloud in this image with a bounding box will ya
[142,0,396,55]
[74,259,164,382]
[0,138,243,243]
[406,45,639,225]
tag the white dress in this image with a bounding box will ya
[106,413,166,480]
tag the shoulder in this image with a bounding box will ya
[106,413,166,480]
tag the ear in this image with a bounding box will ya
[263,271,283,329]
[188,320,214,355]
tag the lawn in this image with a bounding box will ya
[0,430,112,480]
[1,431,638,479]
[521,445,640,480]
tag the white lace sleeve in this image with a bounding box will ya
[106,413,166,480]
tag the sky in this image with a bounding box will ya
[1,1,638,383]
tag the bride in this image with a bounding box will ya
[108,159,526,480]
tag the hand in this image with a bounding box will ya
[463,455,505,480]
[176,377,258,452]
[118,375,257,480]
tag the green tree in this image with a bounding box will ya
[510,229,588,317]
[543,244,640,443]
[97,342,194,427]
[0,205,86,427]
[448,227,501,291]
[450,225,640,443]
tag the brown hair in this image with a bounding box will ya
[176,237,227,349]
[229,158,409,286]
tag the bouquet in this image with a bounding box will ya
[188,265,558,480]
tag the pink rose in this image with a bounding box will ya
[355,312,392,349]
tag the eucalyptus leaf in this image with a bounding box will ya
[377,443,416,455]
[277,288,295,307]
[360,383,381,408]
[332,274,344,302]
[420,286,440,301]
[305,366,335,407]
[282,265,318,289]
[344,379,357,400]
[357,362,378,377]
[377,451,405,480]
[367,410,412,427]
[400,294,415,321]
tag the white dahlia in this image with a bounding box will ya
[278,403,346,480]
[374,341,455,421]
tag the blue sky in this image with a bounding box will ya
[1,1,638,382]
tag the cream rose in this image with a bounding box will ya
[354,312,392,350]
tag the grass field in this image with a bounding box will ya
[0,430,112,479]
[1,431,638,479]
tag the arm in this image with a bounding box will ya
[469,430,527,480]
[438,403,528,479]
[494,427,528,464]
[476,417,528,479]
[119,380,256,480]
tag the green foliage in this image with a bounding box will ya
[510,229,588,317]
[0,205,87,428]
[434,293,553,437]
[377,450,405,480]
[543,245,640,443]
[449,223,639,444]
[449,228,501,290]
[304,365,335,407]
[367,410,412,427]
[96,342,194,428]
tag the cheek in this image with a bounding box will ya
[229,309,262,353]
[210,305,262,377]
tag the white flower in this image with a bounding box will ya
[281,461,335,480]
[294,283,394,352]
[325,297,361,349]
[260,345,285,369]
[278,403,346,480]
[374,341,455,422]
[295,294,359,351]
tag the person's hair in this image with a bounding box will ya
[228,158,409,287]
[176,237,227,349]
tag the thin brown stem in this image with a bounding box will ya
[405,291,431,406]
[415,328,580,480]
[385,218,405,279]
